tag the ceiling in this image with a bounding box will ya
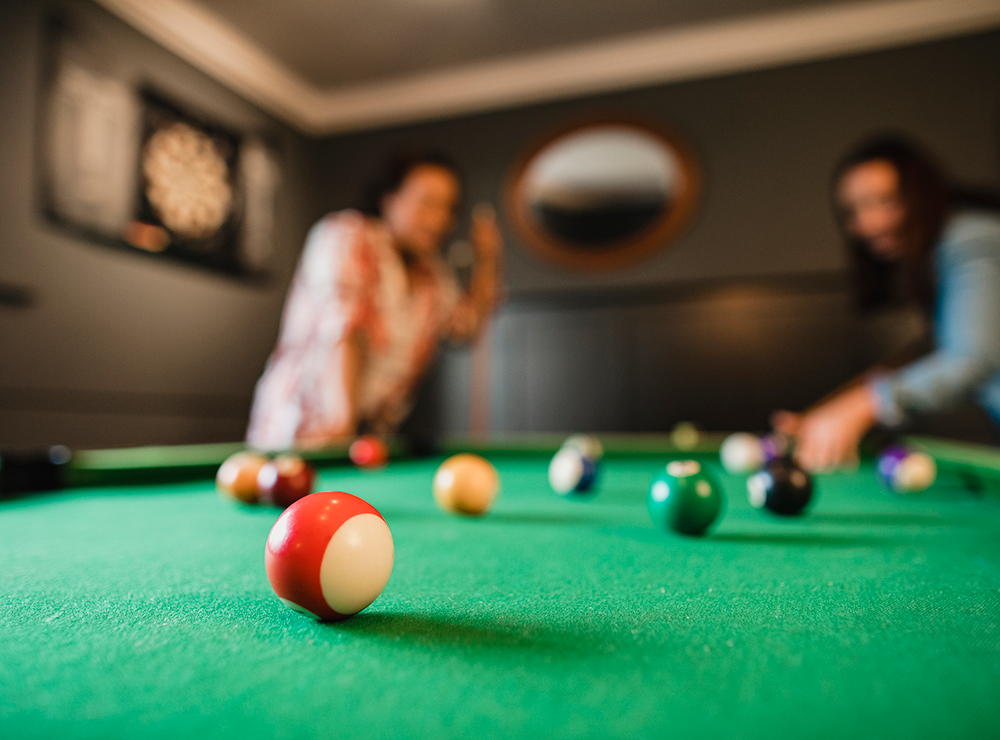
[94,0,1000,136]
[194,0,836,89]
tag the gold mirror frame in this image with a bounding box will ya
[506,116,701,271]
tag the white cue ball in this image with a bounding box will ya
[720,433,765,474]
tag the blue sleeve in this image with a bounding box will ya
[869,212,1000,426]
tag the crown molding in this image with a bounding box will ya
[94,0,1000,136]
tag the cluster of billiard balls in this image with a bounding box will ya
[235,440,594,626]
[216,451,316,508]
[231,431,939,623]
[644,455,814,536]
[544,432,813,536]
[719,431,815,516]
[875,445,938,493]
[215,437,393,622]
[644,433,815,537]
[216,436,392,508]
[721,432,937,494]
[544,433,811,536]
[220,445,502,623]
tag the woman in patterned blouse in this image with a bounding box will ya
[247,151,501,450]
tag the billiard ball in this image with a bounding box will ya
[216,451,269,504]
[264,491,394,621]
[257,455,315,508]
[433,453,500,516]
[647,460,723,536]
[349,435,389,468]
[876,446,937,493]
[561,434,604,463]
[548,446,598,496]
[670,422,701,451]
[747,457,813,516]
[894,452,937,492]
[875,446,908,488]
[719,432,765,474]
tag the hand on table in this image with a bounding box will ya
[775,385,878,472]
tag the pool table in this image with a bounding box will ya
[2,434,1000,739]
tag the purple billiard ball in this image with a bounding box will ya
[876,446,910,489]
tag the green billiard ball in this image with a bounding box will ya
[647,460,723,536]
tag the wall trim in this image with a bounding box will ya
[94,0,1000,136]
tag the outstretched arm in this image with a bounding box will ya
[869,228,1000,424]
[784,216,1000,471]
[770,336,929,453]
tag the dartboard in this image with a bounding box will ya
[142,121,233,239]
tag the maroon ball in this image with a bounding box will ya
[257,455,316,508]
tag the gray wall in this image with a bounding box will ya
[313,29,1000,437]
[0,0,327,449]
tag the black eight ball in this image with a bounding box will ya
[747,457,813,516]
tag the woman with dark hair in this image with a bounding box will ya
[775,135,1000,470]
[247,150,501,450]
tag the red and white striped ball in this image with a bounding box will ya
[264,491,394,621]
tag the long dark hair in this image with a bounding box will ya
[834,135,950,311]
[357,149,463,218]
[835,135,1000,312]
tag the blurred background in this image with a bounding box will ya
[1,0,998,450]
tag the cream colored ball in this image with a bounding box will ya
[894,452,937,493]
[433,454,500,516]
[216,451,269,503]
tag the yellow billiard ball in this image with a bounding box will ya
[671,422,700,451]
[432,454,500,516]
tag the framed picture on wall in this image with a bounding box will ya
[38,13,280,279]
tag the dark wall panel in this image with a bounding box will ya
[479,286,924,434]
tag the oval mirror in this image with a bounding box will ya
[507,119,700,270]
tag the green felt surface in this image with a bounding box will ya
[2,455,1000,739]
